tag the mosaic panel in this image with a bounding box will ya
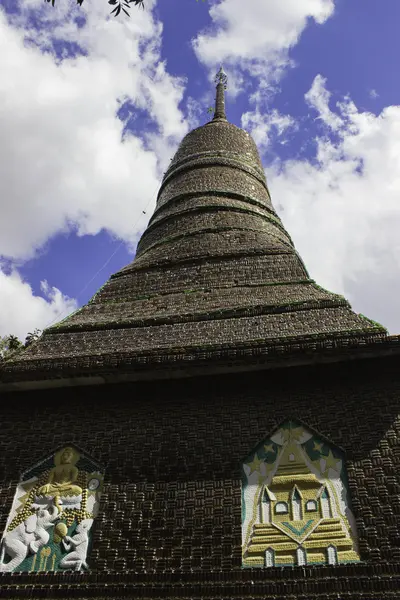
[242,420,360,568]
[0,446,104,572]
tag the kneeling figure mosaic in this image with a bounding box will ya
[242,421,360,568]
[0,446,104,572]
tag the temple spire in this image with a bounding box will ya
[212,66,228,121]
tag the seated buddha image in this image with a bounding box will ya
[37,447,82,499]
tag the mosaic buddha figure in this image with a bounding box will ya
[38,447,82,500]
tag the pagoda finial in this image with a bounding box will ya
[213,65,228,121]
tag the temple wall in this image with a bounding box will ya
[1,355,400,595]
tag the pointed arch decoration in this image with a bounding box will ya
[327,545,338,565]
[291,487,302,521]
[296,546,307,566]
[265,547,275,567]
[320,487,333,519]
[0,446,104,573]
[261,488,273,523]
[241,420,360,568]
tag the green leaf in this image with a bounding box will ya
[111,4,121,15]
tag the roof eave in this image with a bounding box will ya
[1,335,400,393]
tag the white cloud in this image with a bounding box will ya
[305,74,343,130]
[241,108,296,150]
[268,76,400,334]
[193,0,335,97]
[0,267,78,341]
[0,0,188,261]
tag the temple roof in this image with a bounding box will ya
[1,70,399,390]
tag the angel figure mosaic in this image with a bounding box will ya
[0,446,104,572]
[242,421,360,568]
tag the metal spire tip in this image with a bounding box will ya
[215,66,228,89]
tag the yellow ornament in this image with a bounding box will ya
[54,522,68,544]
[313,441,324,453]
[247,453,264,475]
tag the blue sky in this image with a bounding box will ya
[1,0,400,340]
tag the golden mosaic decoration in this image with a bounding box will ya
[242,421,360,568]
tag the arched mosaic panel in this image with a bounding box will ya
[0,446,104,573]
[242,420,360,568]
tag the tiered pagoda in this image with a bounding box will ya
[1,69,400,599]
